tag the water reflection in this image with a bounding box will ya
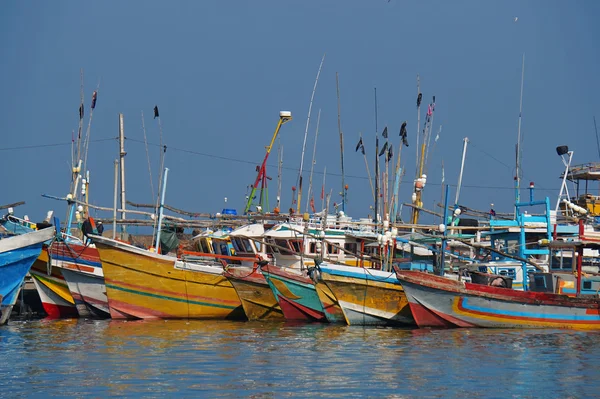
[1,319,599,398]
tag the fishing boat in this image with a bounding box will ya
[0,227,55,324]
[317,263,414,326]
[50,240,107,318]
[92,234,245,320]
[1,212,77,318]
[395,267,600,329]
[261,264,327,322]
[224,223,284,321]
[29,247,78,318]
[261,215,383,322]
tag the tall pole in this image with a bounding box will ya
[515,54,525,204]
[118,113,127,239]
[155,168,169,254]
[306,108,321,213]
[277,140,283,211]
[112,159,118,239]
[336,73,346,213]
[455,137,469,206]
[416,75,421,169]
[374,88,379,223]
[297,53,325,213]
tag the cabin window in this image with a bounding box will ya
[309,243,317,254]
[198,239,211,253]
[253,240,262,252]
[327,243,338,255]
[583,281,592,290]
[344,243,358,254]
[533,275,546,288]
[290,240,303,254]
[220,243,230,256]
[231,238,243,253]
[274,239,293,255]
[498,268,516,280]
[241,239,254,253]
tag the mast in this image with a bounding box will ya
[415,75,421,169]
[374,88,379,223]
[515,54,525,203]
[594,116,600,160]
[455,137,469,206]
[154,105,166,235]
[118,113,127,239]
[321,166,327,212]
[155,168,169,254]
[306,109,321,213]
[276,139,283,211]
[297,53,325,213]
[336,73,346,213]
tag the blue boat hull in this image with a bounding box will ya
[0,245,44,324]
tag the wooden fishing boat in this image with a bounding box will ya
[0,227,55,324]
[50,241,108,318]
[318,263,413,326]
[224,264,283,321]
[261,264,326,322]
[92,235,244,320]
[394,269,600,329]
[223,223,284,321]
[30,247,78,318]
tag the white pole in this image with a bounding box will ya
[515,54,525,202]
[155,168,169,254]
[118,113,127,239]
[297,53,325,211]
[112,159,118,239]
[455,137,469,206]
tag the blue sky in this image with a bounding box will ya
[1,1,599,225]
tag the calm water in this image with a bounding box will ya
[1,319,599,398]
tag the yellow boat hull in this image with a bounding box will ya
[94,237,244,320]
[320,266,414,326]
[225,266,284,321]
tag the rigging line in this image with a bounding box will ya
[140,111,155,202]
[0,137,116,152]
[468,141,513,170]
[123,138,560,192]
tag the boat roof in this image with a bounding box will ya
[229,223,265,238]
[563,163,600,181]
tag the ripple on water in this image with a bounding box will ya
[1,319,599,398]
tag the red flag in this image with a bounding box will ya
[321,185,324,200]
[310,197,315,213]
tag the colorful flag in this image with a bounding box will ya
[382,126,388,138]
[387,144,393,161]
[154,105,160,119]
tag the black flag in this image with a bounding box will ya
[154,105,159,119]
[417,93,422,108]
[379,142,388,157]
[91,91,97,109]
[355,138,365,155]
[399,121,409,147]
[79,104,84,120]
[387,144,393,161]
[382,126,388,138]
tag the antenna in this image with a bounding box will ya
[515,54,525,203]
[296,53,325,213]
[594,116,600,160]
